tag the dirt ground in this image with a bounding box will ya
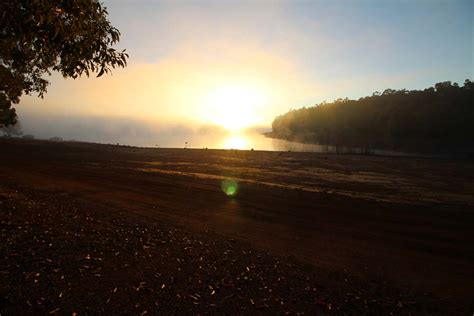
[1,138,473,314]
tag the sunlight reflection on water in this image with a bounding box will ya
[145,129,399,154]
[222,135,248,150]
[149,130,342,153]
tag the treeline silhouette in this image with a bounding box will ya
[271,80,473,153]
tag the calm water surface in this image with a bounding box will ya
[146,130,430,157]
[146,131,380,154]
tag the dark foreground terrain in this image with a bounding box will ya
[1,138,473,314]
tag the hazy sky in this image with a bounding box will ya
[18,0,473,140]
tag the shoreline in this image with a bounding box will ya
[263,133,474,158]
[4,135,473,159]
[1,138,473,313]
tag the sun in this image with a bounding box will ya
[206,85,265,131]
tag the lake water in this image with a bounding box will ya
[146,130,434,157]
[146,130,374,154]
[17,112,433,156]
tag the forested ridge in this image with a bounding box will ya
[270,80,473,152]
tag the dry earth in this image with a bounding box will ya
[1,138,473,314]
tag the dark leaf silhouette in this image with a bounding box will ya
[0,0,129,127]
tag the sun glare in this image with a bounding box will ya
[222,135,247,150]
[206,85,265,131]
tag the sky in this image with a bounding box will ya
[17,0,473,143]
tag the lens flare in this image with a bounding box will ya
[221,179,238,196]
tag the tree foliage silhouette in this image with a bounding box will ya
[0,0,129,127]
[271,80,474,152]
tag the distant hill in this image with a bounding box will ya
[270,80,474,153]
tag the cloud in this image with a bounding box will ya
[19,38,320,127]
[16,0,471,146]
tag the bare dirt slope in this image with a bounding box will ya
[1,138,473,314]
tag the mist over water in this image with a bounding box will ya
[17,112,429,156]
[18,111,317,151]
